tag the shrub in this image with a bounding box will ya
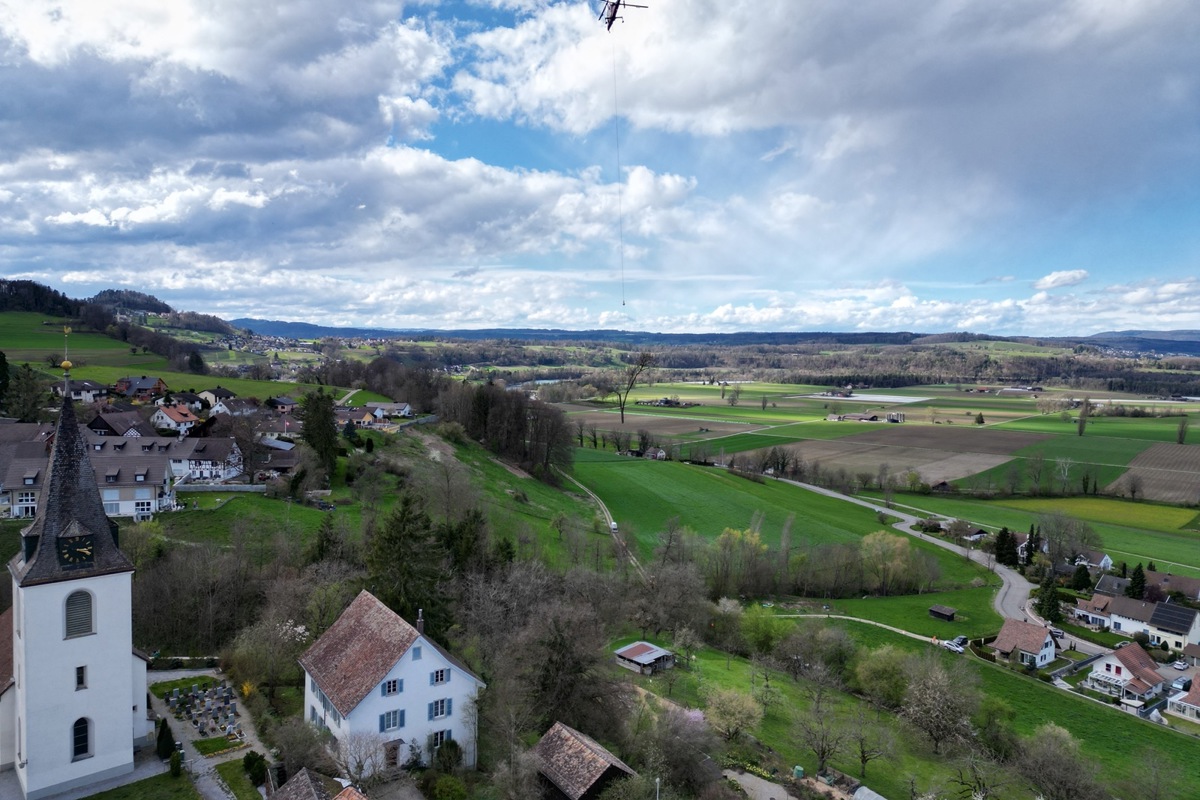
[244,750,268,786]
[169,750,182,778]
[434,775,468,800]
[434,739,463,773]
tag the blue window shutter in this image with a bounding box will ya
[398,679,404,693]
[427,703,434,721]
[446,668,452,683]
[379,714,385,733]
[381,683,386,696]
[400,710,405,728]
[429,672,434,686]
[447,698,452,716]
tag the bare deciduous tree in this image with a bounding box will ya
[614,351,654,424]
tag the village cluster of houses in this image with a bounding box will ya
[0,376,413,521]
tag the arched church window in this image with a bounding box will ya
[65,591,94,638]
[72,717,91,760]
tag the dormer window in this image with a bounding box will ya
[24,470,38,485]
[105,470,119,483]
[135,471,146,483]
[141,444,152,452]
[94,444,103,451]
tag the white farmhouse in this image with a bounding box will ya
[298,592,484,772]
[1,394,153,799]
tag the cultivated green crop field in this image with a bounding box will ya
[881,493,1200,577]
[0,312,134,360]
[573,450,994,589]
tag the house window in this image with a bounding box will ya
[428,698,452,720]
[412,646,422,661]
[1105,663,1111,672]
[1115,666,1122,676]
[18,492,36,505]
[76,666,87,690]
[379,709,405,731]
[136,472,146,482]
[431,669,449,685]
[382,679,402,696]
[106,474,118,483]
[65,591,94,638]
[136,501,153,515]
[430,730,451,750]
[72,718,91,760]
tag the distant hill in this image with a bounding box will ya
[1091,330,1200,343]
[230,318,930,346]
[90,289,173,314]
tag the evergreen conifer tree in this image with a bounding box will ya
[1071,563,1093,591]
[1127,563,1146,599]
[1036,571,1063,623]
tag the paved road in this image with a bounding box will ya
[777,478,1035,621]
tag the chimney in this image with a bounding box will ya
[416,608,425,634]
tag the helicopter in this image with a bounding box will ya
[599,0,647,31]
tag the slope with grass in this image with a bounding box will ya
[574,452,994,589]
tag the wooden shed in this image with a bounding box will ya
[928,605,957,622]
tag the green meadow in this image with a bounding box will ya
[882,493,1200,577]
[573,450,995,590]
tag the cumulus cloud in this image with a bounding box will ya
[1033,270,1089,290]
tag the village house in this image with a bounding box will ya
[1073,594,1111,628]
[364,402,414,420]
[269,767,366,800]
[1086,642,1165,704]
[52,379,109,405]
[149,404,200,437]
[1146,570,1200,602]
[113,376,168,402]
[210,398,259,418]
[298,592,484,774]
[87,410,155,438]
[268,396,299,414]
[1073,549,1113,573]
[1146,602,1200,651]
[157,392,204,413]
[1094,574,1131,597]
[990,618,1056,668]
[1107,596,1156,638]
[1166,682,1200,723]
[198,386,236,407]
[532,722,636,800]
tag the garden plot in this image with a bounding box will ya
[562,407,768,438]
[1106,443,1200,504]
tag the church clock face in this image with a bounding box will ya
[58,535,95,567]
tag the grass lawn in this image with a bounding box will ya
[215,761,262,800]
[82,773,201,800]
[1058,621,1128,649]
[616,633,966,800]
[830,586,1003,638]
[192,737,245,757]
[832,623,1200,787]
[150,676,220,700]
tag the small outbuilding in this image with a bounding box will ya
[928,605,957,622]
[533,721,636,800]
[614,641,675,675]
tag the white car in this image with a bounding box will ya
[1173,659,1189,670]
[940,641,964,654]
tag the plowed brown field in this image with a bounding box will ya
[1107,443,1200,504]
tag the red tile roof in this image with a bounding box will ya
[533,722,636,800]
[1178,682,1200,708]
[272,768,342,800]
[1113,642,1163,690]
[298,591,420,717]
[991,618,1052,658]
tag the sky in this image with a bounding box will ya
[2,0,1200,335]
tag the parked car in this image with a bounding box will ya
[1049,627,1064,638]
[951,635,969,648]
[1172,676,1193,692]
[940,641,964,654]
[1173,659,1189,670]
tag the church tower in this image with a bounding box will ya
[6,379,150,799]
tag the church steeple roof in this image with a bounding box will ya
[9,394,134,586]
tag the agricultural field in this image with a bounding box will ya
[573,449,996,591]
[880,493,1200,578]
